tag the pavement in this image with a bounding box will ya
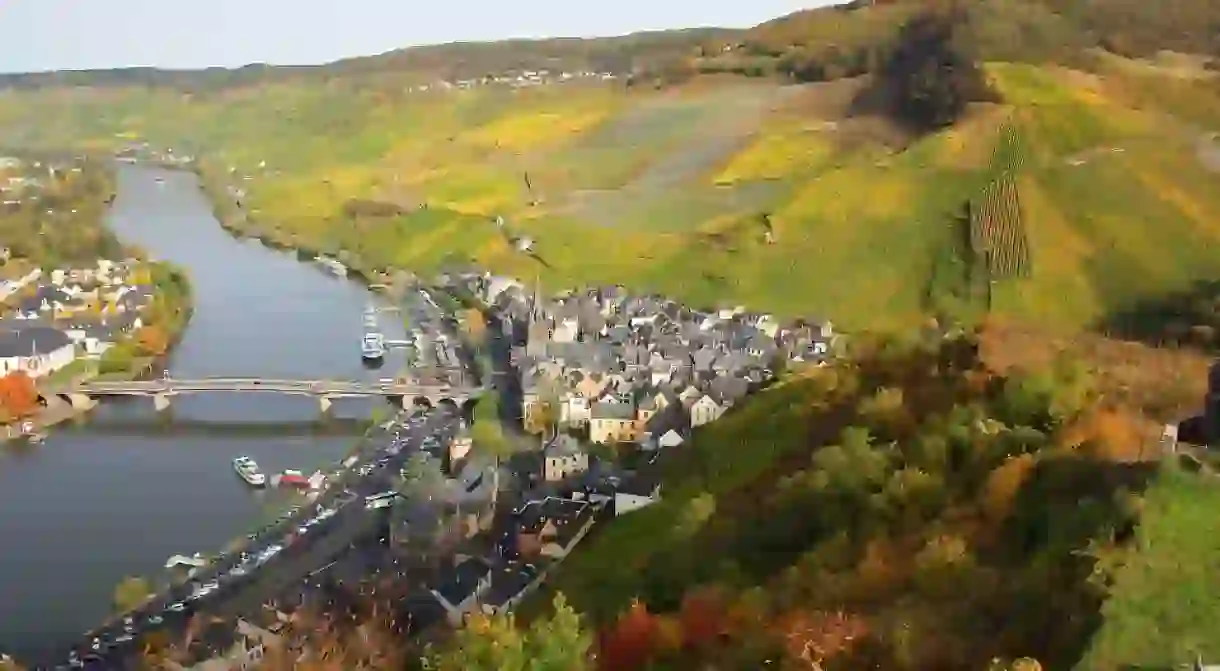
[53,408,461,671]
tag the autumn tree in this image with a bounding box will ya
[678,585,730,650]
[135,324,170,356]
[429,592,592,671]
[113,575,152,613]
[0,371,39,420]
[461,307,487,350]
[598,600,659,671]
[775,610,869,671]
[980,453,1037,525]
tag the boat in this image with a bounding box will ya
[361,332,386,361]
[232,456,267,487]
[276,470,310,489]
[314,256,348,277]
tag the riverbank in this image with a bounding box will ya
[194,160,393,289]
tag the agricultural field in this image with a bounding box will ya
[3,56,1220,333]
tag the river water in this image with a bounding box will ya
[0,166,408,662]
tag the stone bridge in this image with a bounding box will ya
[40,377,482,413]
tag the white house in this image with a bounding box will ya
[551,316,579,343]
[559,393,591,426]
[0,326,75,378]
[689,394,725,428]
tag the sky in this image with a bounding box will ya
[0,0,825,74]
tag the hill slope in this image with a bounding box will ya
[1,1,1219,336]
[519,331,1200,670]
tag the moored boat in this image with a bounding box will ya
[232,456,266,487]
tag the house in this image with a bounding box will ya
[589,400,636,444]
[688,394,725,428]
[0,325,75,378]
[613,473,663,517]
[543,434,590,483]
[431,557,494,626]
[515,496,598,559]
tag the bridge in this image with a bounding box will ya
[40,377,482,413]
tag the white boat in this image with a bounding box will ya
[314,256,348,277]
[233,456,266,487]
[362,332,386,361]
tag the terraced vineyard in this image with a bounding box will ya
[970,122,1031,279]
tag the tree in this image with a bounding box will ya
[598,600,659,671]
[113,575,152,613]
[428,593,592,671]
[461,308,487,350]
[867,6,995,130]
[0,371,39,420]
[135,324,170,356]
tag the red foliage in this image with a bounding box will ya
[0,371,39,419]
[678,586,730,650]
[598,600,659,671]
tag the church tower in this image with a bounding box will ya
[526,274,550,357]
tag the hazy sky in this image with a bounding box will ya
[0,1,824,74]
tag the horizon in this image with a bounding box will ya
[0,0,826,75]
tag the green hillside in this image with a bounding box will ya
[522,331,1194,670]
[1,0,1218,337]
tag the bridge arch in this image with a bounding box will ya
[436,397,459,414]
[412,396,433,410]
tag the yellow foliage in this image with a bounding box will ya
[713,125,836,184]
[463,109,607,152]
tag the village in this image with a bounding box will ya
[0,257,161,431]
[361,271,839,640]
[152,269,840,669]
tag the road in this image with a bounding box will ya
[55,409,461,670]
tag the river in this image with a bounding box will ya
[0,165,409,662]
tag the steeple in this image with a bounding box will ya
[530,273,543,323]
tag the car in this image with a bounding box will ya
[114,633,135,644]
[168,602,186,612]
[146,615,164,626]
[230,565,248,578]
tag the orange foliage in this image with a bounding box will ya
[0,371,39,419]
[598,600,659,671]
[775,610,869,670]
[135,325,169,356]
[1058,407,1151,462]
[980,453,1037,524]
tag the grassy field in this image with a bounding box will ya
[3,57,1220,333]
[1074,464,1220,670]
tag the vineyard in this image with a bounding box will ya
[969,122,1031,280]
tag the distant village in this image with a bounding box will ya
[407,68,620,94]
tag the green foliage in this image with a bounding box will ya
[1074,464,1220,670]
[428,593,592,671]
[0,158,122,267]
[112,575,151,613]
[540,335,1146,669]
